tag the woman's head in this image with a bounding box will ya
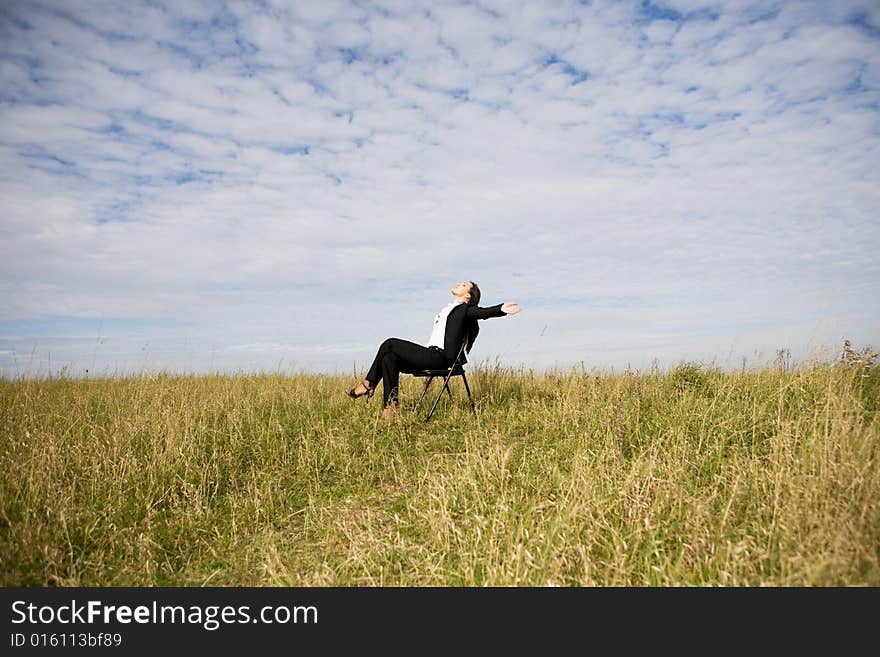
[452,280,481,306]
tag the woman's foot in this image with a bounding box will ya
[382,404,398,420]
[347,380,374,399]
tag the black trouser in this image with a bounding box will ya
[365,338,449,407]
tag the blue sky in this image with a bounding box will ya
[1,0,878,378]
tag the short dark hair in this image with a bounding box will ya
[467,281,481,306]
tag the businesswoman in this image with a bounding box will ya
[347,281,522,418]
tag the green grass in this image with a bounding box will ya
[1,359,878,586]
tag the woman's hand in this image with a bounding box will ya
[501,302,522,315]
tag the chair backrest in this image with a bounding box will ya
[452,330,472,368]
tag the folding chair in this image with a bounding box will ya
[412,334,476,422]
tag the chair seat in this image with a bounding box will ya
[413,366,465,377]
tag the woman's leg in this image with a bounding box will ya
[364,338,396,388]
[365,338,447,406]
[380,351,401,407]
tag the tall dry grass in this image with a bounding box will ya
[1,355,878,585]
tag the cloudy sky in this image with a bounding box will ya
[1,0,878,379]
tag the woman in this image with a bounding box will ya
[347,281,522,418]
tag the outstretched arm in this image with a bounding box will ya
[441,302,523,361]
[465,302,523,320]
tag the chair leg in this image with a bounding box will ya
[425,370,458,422]
[424,380,445,422]
[415,376,434,410]
[461,371,476,414]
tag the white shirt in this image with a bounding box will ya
[426,300,465,349]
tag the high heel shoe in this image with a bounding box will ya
[347,380,375,399]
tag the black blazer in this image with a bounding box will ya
[441,302,506,365]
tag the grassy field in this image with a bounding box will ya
[2,356,878,586]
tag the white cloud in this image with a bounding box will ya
[1,0,878,379]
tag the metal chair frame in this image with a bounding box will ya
[411,335,476,422]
